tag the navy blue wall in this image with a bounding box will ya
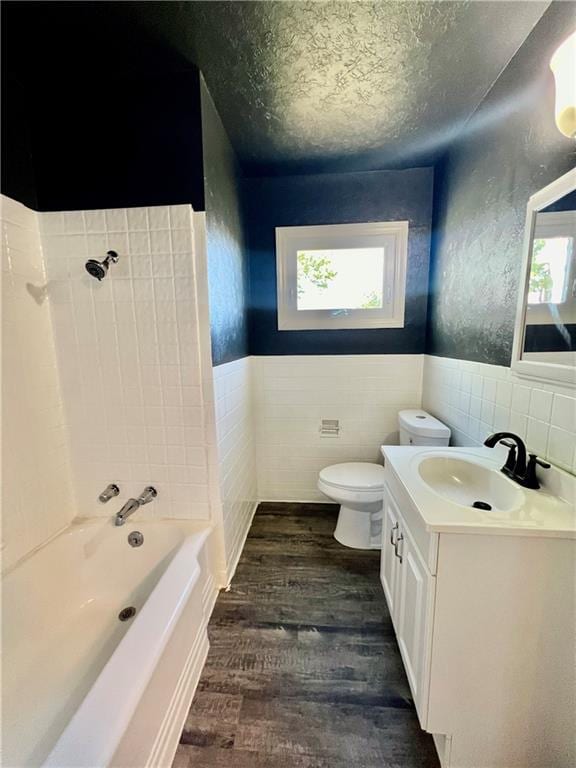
[1,2,206,212]
[1,74,37,210]
[244,168,434,355]
[201,80,250,366]
[427,2,576,366]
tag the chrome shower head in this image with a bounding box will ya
[85,251,119,281]
[85,260,107,280]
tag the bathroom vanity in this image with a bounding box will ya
[380,445,575,768]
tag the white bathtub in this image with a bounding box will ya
[2,518,219,768]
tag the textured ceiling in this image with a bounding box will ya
[4,0,552,176]
[139,0,550,174]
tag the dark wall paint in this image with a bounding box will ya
[1,2,205,212]
[244,168,434,355]
[427,2,576,367]
[1,75,37,210]
[29,71,205,212]
[524,324,576,353]
[201,80,249,366]
[543,189,576,212]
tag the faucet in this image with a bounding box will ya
[484,432,550,489]
[115,486,157,526]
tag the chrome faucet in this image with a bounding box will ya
[98,483,120,503]
[115,486,157,526]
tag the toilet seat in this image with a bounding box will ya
[319,462,385,492]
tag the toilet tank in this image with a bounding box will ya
[398,409,451,446]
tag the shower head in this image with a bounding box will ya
[85,260,107,280]
[85,251,119,281]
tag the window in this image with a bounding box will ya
[275,221,408,330]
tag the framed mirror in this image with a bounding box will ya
[512,168,576,387]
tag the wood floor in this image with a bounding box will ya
[173,502,440,768]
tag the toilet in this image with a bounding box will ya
[318,409,450,549]
[397,408,452,447]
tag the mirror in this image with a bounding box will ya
[513,168,576,386]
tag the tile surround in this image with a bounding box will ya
[40,205,212,521]
[253,355,424,501]
[423,355,576,473]
[1,196,76,570]
[3,192,573,572]
[212,358,257,578]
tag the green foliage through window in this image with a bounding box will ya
[360,290,382,309]
[529,239,553,302]
[297,252,338,296]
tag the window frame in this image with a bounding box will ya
[275,221,409,331]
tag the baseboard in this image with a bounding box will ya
[225,500,258,585]
[257,498,336,505]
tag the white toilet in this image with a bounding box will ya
[318,409,450,549]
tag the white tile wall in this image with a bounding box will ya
[253,355,424,500]
[8,191,571,575]
[1,195,76,570]
[39,205,213,520]
[423,355,576,473]
[212,358,257,577]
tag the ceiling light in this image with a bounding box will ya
[550,30,576,139]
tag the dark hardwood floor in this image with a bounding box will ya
[173,502,440,768]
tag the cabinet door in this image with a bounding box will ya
[380,488,400,627]
[396,526,435,727]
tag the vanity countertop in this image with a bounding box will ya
[381,445,576,539]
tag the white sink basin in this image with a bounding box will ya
[383,445,575,537]
[417,456,525,512]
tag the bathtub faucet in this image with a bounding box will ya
[115,487,158,526]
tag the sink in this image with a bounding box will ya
[383,445,574,537]
[417,456,525,512]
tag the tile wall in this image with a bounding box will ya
[1,196,76,570]
[212,358,257,578]
[253,355,424,500]
[5,191,572,573]
[40,205,213,520]
[423,355,576,473]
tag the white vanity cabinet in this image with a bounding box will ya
[380,489,400,620]
[380,484,435,724]
[380,454,576,768]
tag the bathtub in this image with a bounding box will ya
[2,518,219,768]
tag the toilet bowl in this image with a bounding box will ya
[318,462,386,549]
[318,410,451,550]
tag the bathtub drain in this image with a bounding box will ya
[118,606,137,621]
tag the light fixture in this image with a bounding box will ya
[550,30,576,139]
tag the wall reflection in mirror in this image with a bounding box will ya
[522,189,576,364]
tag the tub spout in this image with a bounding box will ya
[115,498,140,526]
[114,487,157,526]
